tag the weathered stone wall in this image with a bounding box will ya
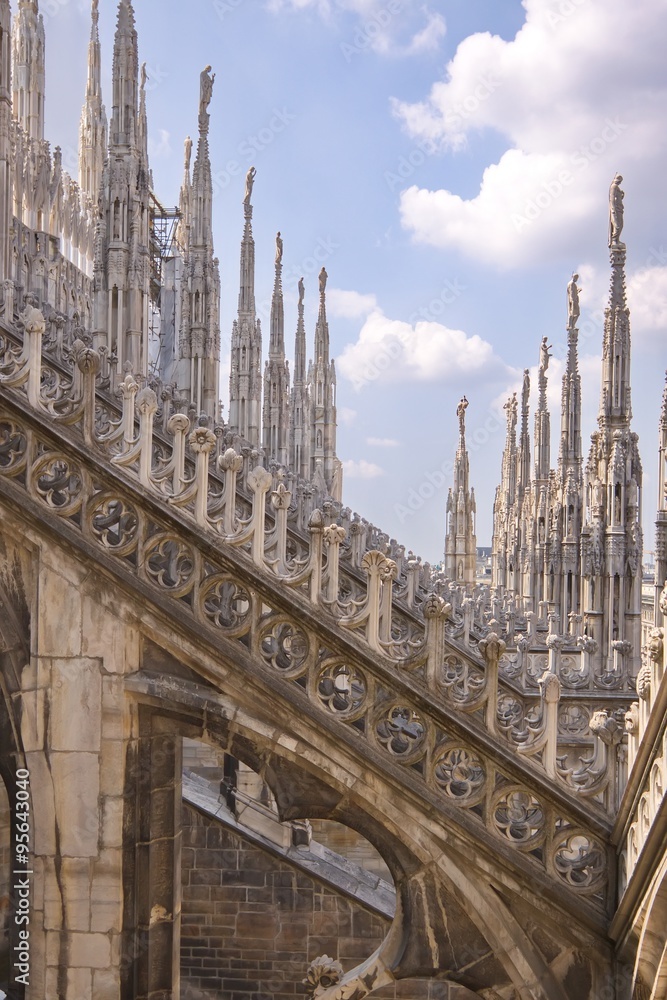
[308,820,391,883]
[180,804,390,1000]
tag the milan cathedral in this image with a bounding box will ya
[1,3,667,1000]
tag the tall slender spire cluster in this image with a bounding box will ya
[445,397,477,586]
[79,0,107,202]
[308,266,339,494]
[169,67,221,419]
[229,166,262,446]
[582,174,641,673]
[93,0,151,373]
[12,0,45,142]
[227,190,340,495]
[263,232,290,465]
[289,277,309,479]
[491,176,642,681]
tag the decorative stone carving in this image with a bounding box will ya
[317,661,366,718]
[624,703,639,735]
[433,746,485,804]
[589,709,624,746]
[260,619,309,674]
[493,789,545,847]
[303,957,344,999]
[648,627,664,664]
[375,705,425,758]
[636,662,652,701]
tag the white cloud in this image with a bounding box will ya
[627,266,667,335]
[337,307,507,388]
[404,11,446,56]
[327,289,378,319]
[148,129,171,160]
[339,407,358,426]
[367,436,400,447]
[267,0,445,58]
[343,459,385,479]
[393,0,667,266]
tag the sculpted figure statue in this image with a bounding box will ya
[243,165,256,208]
[298,276,305,305]
[275,231,283,265]
[183,135,192,174]
[504,392,517,436]
[141,62,148,90]
[199,65,215,116]
[567,272,580,328]
[457,395,468,435]
[539,336,552,373]
[608,173,624,246]
[319,267,328,296]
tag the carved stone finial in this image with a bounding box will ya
[318,267,328,297]
[589,709,624,747]
[275,231,283,266]
[539,669,561,704]
[303,956,344,999]
[479,630,506,665]
[20,301,46,336]
[298,276,305,306]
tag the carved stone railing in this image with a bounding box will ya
[0,308,632,909]
[615,607,667,899]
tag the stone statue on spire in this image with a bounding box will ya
[522,368,530,407]
[504,393,517,437]
[539,336,552,374]
[243,166,256,211]
[608,173,624,247]
[298,277,305,306]
[567,272,580,329]
[457,396,469,437]
[140,62,147,91]
[319,267,328,296]
[199,65,215,116]
[275,231,283,266]
[184,135,192,174]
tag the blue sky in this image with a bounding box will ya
[41,0,667,562]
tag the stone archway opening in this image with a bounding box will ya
[180,737,396,1000]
